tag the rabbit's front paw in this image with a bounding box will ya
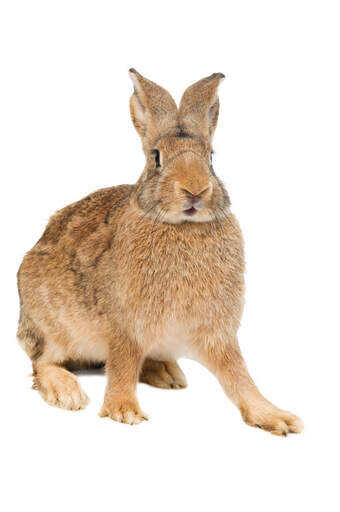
[99,394,148,425]
[241,402,303,436]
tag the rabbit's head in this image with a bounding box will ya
[129,69,230,224]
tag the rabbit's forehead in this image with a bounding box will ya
[156,136,210,158]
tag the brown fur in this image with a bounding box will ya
[17,70,303,434]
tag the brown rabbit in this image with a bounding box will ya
[17,69,303,435]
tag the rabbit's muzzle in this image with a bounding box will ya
[181,185,212,217]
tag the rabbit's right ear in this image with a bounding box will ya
[129,69,178,146]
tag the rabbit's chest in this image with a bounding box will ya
[114,220,244,334]
[147,321,194,360]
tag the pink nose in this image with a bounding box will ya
[186,192,200,205]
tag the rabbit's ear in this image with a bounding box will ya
[129,69,178,143]
[179,73,225,141]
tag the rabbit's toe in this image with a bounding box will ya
[99,396,148,425]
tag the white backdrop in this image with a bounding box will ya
[1,1,339,511]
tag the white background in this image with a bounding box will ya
[1,1,339,510]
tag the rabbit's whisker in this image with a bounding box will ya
[217,206,234,230]
[137,200,161,224]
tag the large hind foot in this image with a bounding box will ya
[241,401,303,436]
[34,363,89,410]
[140,359,187,389]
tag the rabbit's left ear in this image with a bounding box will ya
[129,69,178,144]
[179,73,225,141]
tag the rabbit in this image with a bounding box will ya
[17,69,303,435]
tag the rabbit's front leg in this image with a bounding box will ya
[196,336,303,436]
[99,334,148,425]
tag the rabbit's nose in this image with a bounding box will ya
[187,193,200,205]
[182,189,202,205]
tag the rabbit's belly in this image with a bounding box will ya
[45,307,110,364]
[65,332,109,363]
[147,321,194,361]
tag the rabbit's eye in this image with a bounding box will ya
[151,149,161,168]
[210,151,214,164]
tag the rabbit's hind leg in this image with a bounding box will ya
[140,359,187,389]
[18,312,89,411]
[33,361,89,410]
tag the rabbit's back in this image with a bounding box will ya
[18,184,133,288]
[36,184,133,248]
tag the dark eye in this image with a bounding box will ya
[210,151,214,164]
[151,149,161,168]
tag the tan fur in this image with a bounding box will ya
[17,70,303,435]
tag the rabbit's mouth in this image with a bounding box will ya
[184,206,197,216]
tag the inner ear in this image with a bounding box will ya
[130,93,147,138]
[208,98,220,137]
